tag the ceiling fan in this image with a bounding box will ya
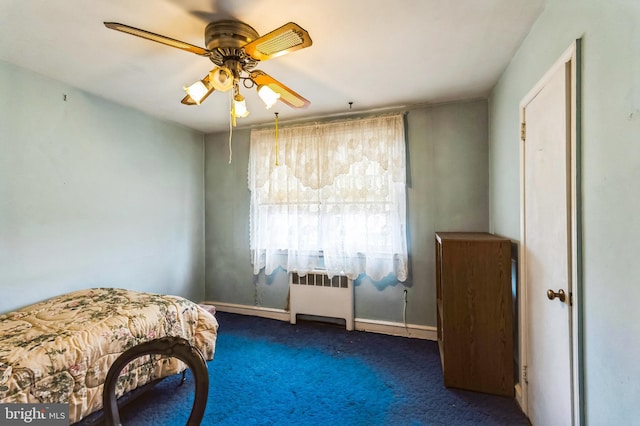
[104,19,312,123]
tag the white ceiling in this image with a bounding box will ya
[0,0,544,133]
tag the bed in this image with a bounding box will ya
[0,287,218,424]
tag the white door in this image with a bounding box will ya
[521,46,577,426]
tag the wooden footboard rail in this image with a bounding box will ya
[102,336,209,426]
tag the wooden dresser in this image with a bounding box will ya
[435,232,513,396]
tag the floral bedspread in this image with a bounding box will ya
[0,288,218,423]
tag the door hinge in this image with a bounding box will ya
[520,121,526,142]
[523,365,529,384]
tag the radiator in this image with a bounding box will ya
[289,271,354,331]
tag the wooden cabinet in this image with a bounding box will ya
[435,232,513,396]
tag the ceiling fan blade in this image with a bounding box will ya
[104,22,210,57]
[243,22,312,61]
[251,70,310,108]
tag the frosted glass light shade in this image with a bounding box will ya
[258,85,281,109]
[210,67,233,92]
[183,80,210,105]
[233,95,249,118]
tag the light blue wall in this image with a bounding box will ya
[489,0,640,423]
[204,100,489,326]
[0,60,206,312]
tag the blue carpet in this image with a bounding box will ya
[118,312,530,425]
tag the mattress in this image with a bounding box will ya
[0,288,218,423]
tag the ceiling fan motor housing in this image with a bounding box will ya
[205,20,259,50]
[205,20,261,75]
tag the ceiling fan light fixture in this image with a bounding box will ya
[233,93,249,118]
[183,79,212,105]
[210,67,234,92]
[257,85,281,109]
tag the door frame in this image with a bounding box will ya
[517,40,583,425]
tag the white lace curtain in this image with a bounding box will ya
[248,113,408,281]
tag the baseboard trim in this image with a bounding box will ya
[202,301,290,322]
[355,318,437,340]
[515,382,525,414]
[202,301,436,340]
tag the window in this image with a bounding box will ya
[248,113,408,281]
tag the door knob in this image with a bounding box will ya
[547,289,566,302]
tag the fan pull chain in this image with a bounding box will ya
[275,112,279,166]
[228,117,233,164]
[228,90,233,164]
[231,94,237,128]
